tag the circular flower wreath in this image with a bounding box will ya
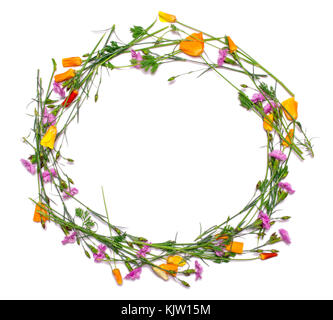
[22,12,314,287]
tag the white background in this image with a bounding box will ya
[1,0,332,300]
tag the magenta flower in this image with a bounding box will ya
[195,261,203,281]
[137,244,151,258]
[279,229,291,245]
[42,168,57,183]
[258,211,271,230]
[21,159,36,175]
[269,150,287,162]
[93,244,107,263]
[63,187,79,200]
[53,81,66,98]
[62,231,77,245]
[125,267,142,280]
[263,101,278,114]
[131,50,143,69]
[217,49,228,67]
[42,108,57,126]
[214,240,225,257]
[278,181,295,195]
[251,93,266,104]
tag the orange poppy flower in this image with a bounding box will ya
[227,36,237,53]
[33,202,49,223]
[180,32,204,57]
[282,97,298,121]
[282,129,295,147]
[54,69,76,83]
[62,90,79,108]
[263,113,274,132]
[62,57,82,68]
[158,11,176,23]
[159,263,178,277]
[260,252,278,260]
[167,256,186,267]
[112,268,123,285]
[225,241,244,254]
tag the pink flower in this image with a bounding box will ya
[131,50,143,69]
[279,229,291,245]
[98,244,107,253]
[278,182,295,195]
[125,267,142,280]
[251,93,266,104]
[62,231,77,245]
[63,187,79,200]
[53,81,66,98]
[269,150,287,162]
[42,168,57,183]
[195,261,203,281]
[214,240,225,257]
[20,159,36,175]
[217,49,228,67]
[42,108,56,126]
[137,244,151,258]
[258,211,271,230]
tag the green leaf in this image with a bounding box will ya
[238,91,253,110]
[130,26,145,39]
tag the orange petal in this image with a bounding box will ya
[62,57,82,68]
[180,32,204,57]
[282,97,298,121]
[159,263,178,277]
[54,69,76,83]
[227,36,237,53]
[282,129,295,147]
[112,268,123,285]
[260,252,278,260]
[33,202,49,223]
[225,241,244,254]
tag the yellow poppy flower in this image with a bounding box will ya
[167,255,186,267]
[282,97,298,121]
[282,129,295,147]
[263,113,274,132]
[40,125,57,149]
[158,11,176,23]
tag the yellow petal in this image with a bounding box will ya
[225,241,244,254]
[158,11,176,23]
[282,129,294,147]
[41,125,57,149]
[263,113,274,132]
[167,255,186,267]
[152,267,169,281]
[282,97,298,121]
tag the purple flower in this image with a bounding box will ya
[131,50,143,69]
[217,49,228,67]
[251,93,266,104]
[195,261,203,281]
[53,81,66,98]
[214,240,225,257]
[62,231,77,245]
[20,159,36,175]
[42,168,57,183]
[269,150,287,162]
[258,211,271,230]
[63,187,79,200]
[278,182,295,195]
[42,108,57,126]
[137,244,151,258]
[279,229,291,245]
[125,267,142,280]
